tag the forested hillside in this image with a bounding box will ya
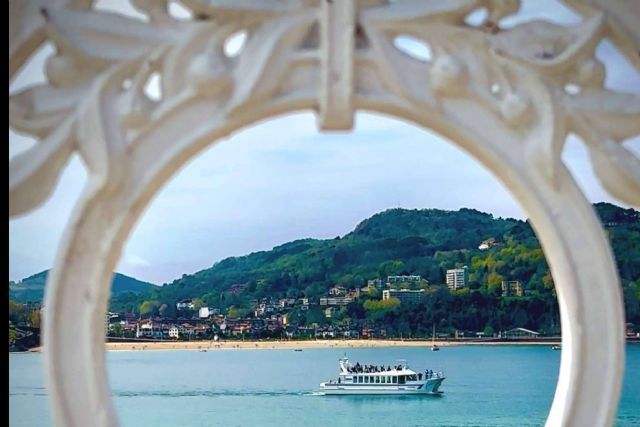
[109,203,639,334]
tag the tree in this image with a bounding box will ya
[29,310,41,329]
[487,272,503,290]
[227,306,251,319]
[484,325,494,337]
[140,301,158,318]
[110,323,122,337]
[192,298,205,310]
[9,322,18,345]
[158,303,176,318]
[9,300,28,324]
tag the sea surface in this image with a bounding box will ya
[9,344,640,427]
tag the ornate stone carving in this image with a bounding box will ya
[9,1,639,426]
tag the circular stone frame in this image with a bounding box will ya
[9,1,638,426]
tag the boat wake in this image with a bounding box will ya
[114,390,308,398]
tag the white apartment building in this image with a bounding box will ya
[382,289,424,304]
[446,268,467,290]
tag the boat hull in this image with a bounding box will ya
[319,378,445,395]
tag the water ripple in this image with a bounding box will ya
[114,390,308,398]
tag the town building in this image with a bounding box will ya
[387,275,422,285]
[478,238,503,250]
[382,289,424,304]
[329,286,346,296]
[501,280,524,297]
[278,298,296,308]
[104,312,110,336]
[104,312,118,336]
[168,325,180,338]
[501,328,540,339]
[319,297,353,306]
[176,299,195,310]
[324,307,337,318]
[254,302,276,317]
[446,268,467,290]
[229,283,247,295]
[367,279,385,290]
[478,238,495,250]
[347,288,360,299]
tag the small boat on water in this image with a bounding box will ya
[551,344,561,350]
[319,357,445,395]
[294,349,303,352]
[431,325,440,351]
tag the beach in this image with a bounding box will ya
[26,338,561,352]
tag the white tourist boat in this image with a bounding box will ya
[319,357,445,395]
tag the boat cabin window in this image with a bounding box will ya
[407,375,417,381]
[398,375,405,384]
[382,376,387,384]
[365,376,369,384]
[358,376,363,383]
[375,376,380,384]
[392,376,397,384]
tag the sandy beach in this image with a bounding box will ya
[27,339,561,353]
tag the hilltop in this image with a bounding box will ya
[9,270,156,303]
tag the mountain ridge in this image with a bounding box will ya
[9,270,156,303]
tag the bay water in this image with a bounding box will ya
[9,344,640,426]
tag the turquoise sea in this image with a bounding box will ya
[9,344,640,426]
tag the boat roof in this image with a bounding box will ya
[338,358,418,375]
[340,367,417,376]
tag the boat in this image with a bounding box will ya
[294,349,303,352]
[431,325,440,351]
[551,344,561,350]
[319,357,445,395]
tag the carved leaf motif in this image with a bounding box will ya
[362,0,478,27]
[590,139,640,206]
[227,12,315,113]
[362,28,434,109]
[46,9,179,62]
[162,23,228,99]
[562,0,640,72]
[76,64,137,191]
[491,14,604,74]
[9,0,91,79]
[9,117,75,217]
[527,104,567,186]
[566,90,640,141]
[180,0,297,17]
[566,97,640,206]
[9,84,87,138]
[130,0,171,24]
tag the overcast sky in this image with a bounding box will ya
[9,0,640,285]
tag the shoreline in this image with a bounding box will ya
[25,339,573,353]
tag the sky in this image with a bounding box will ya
[9,0,640,285]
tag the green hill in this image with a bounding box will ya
[9,270,156,303]
[109,203,639,331]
